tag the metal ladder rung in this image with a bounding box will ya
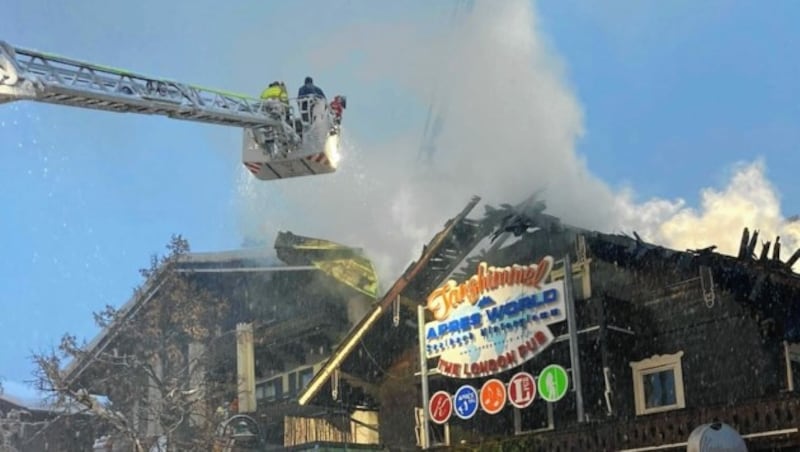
[140,95,182,105]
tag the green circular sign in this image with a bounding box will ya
[537,364,569,402]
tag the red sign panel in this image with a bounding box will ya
[429,390,453,424]
[508,371,537,409]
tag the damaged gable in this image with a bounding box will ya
[299,192,800,407]
[586,228,800,342]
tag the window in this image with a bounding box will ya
[784,341,800,391]
[299,367,314,390]
[258,377,283,401]
[630,351,685,415]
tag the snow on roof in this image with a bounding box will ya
[63,245,316,384]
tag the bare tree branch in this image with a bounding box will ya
[29,235,233,450]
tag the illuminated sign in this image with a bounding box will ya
[426,367,569,421]
[424,256,566,378]
[453,385,479,420]
[428,391,453,424]
[538,364,569,402]
[508,372,536,408]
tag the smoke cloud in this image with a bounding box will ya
[235,0,798,283]
[614,160,800,265]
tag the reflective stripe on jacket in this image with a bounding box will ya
[261,85,283,100]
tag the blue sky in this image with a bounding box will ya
[537,0,800,207]
[2,1,799,400]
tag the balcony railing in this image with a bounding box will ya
[445,392,800,451]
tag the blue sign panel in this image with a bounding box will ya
[453,384,479,420]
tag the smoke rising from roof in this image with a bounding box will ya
[235,0,799,282]
[615,160,800,267]
[236,0,617,281]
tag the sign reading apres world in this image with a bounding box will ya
[424,256,566,378]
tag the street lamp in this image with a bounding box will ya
[217,414,262,451]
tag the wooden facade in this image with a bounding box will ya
[299,200,800,451]
[59,198,800,450]
[0,396,97,452]
[284,415,352,446]
[441,228,800,451]
[63,239,377,450]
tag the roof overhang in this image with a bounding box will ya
[62,246,318,386]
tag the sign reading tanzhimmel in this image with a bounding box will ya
[424,256,566,378]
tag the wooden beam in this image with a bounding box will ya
[298,196,482,406]
[338,370,381,397]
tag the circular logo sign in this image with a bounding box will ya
[538,364,569,402]
[480,379,507,414]
[453,385,479,420]
[508,372,537,409]
[429,390,452,424]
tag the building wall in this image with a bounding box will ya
[284,415,351,447]
[350,410,380,444]
[376,349,418,450]
[334,228,799,449]
[0,403,97,452]
[415,245,790,446]
[592,259,786,418]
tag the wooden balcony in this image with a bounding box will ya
[445,393,800,451]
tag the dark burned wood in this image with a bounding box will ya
[738,227,786,266]
[787,248,800,268]
[739,227,750,259]
[587,230,800,341]
[403,197,496,298]
[760,240,772,261]
[431,225,800,450]
[297,196,485,405]
[748,229,760,259]
[382,195,481,309]
[302,209,800,450]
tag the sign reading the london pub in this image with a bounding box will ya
[424,256,566,378]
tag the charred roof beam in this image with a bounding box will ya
[788,248,800,268]
[297,195,483,406]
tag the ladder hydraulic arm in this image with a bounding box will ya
[0,40,280,129]
[0,39,348,181]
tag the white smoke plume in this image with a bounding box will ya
[235,0,799,283]
[614,160,800,264]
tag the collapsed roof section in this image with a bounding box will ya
[297,194,555,406]
[274,231,380,299]
[587,227,800,342]
[298,195,800,408]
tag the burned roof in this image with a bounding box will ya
[297,194,573,406]
[298,197,800,407]
[274,231,380,299]
[587,228,800,341]
[297,195,494,406]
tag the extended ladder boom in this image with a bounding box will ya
[0,39,348,182]
[0,41,279,129]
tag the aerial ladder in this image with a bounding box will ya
[0,40,346,181]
